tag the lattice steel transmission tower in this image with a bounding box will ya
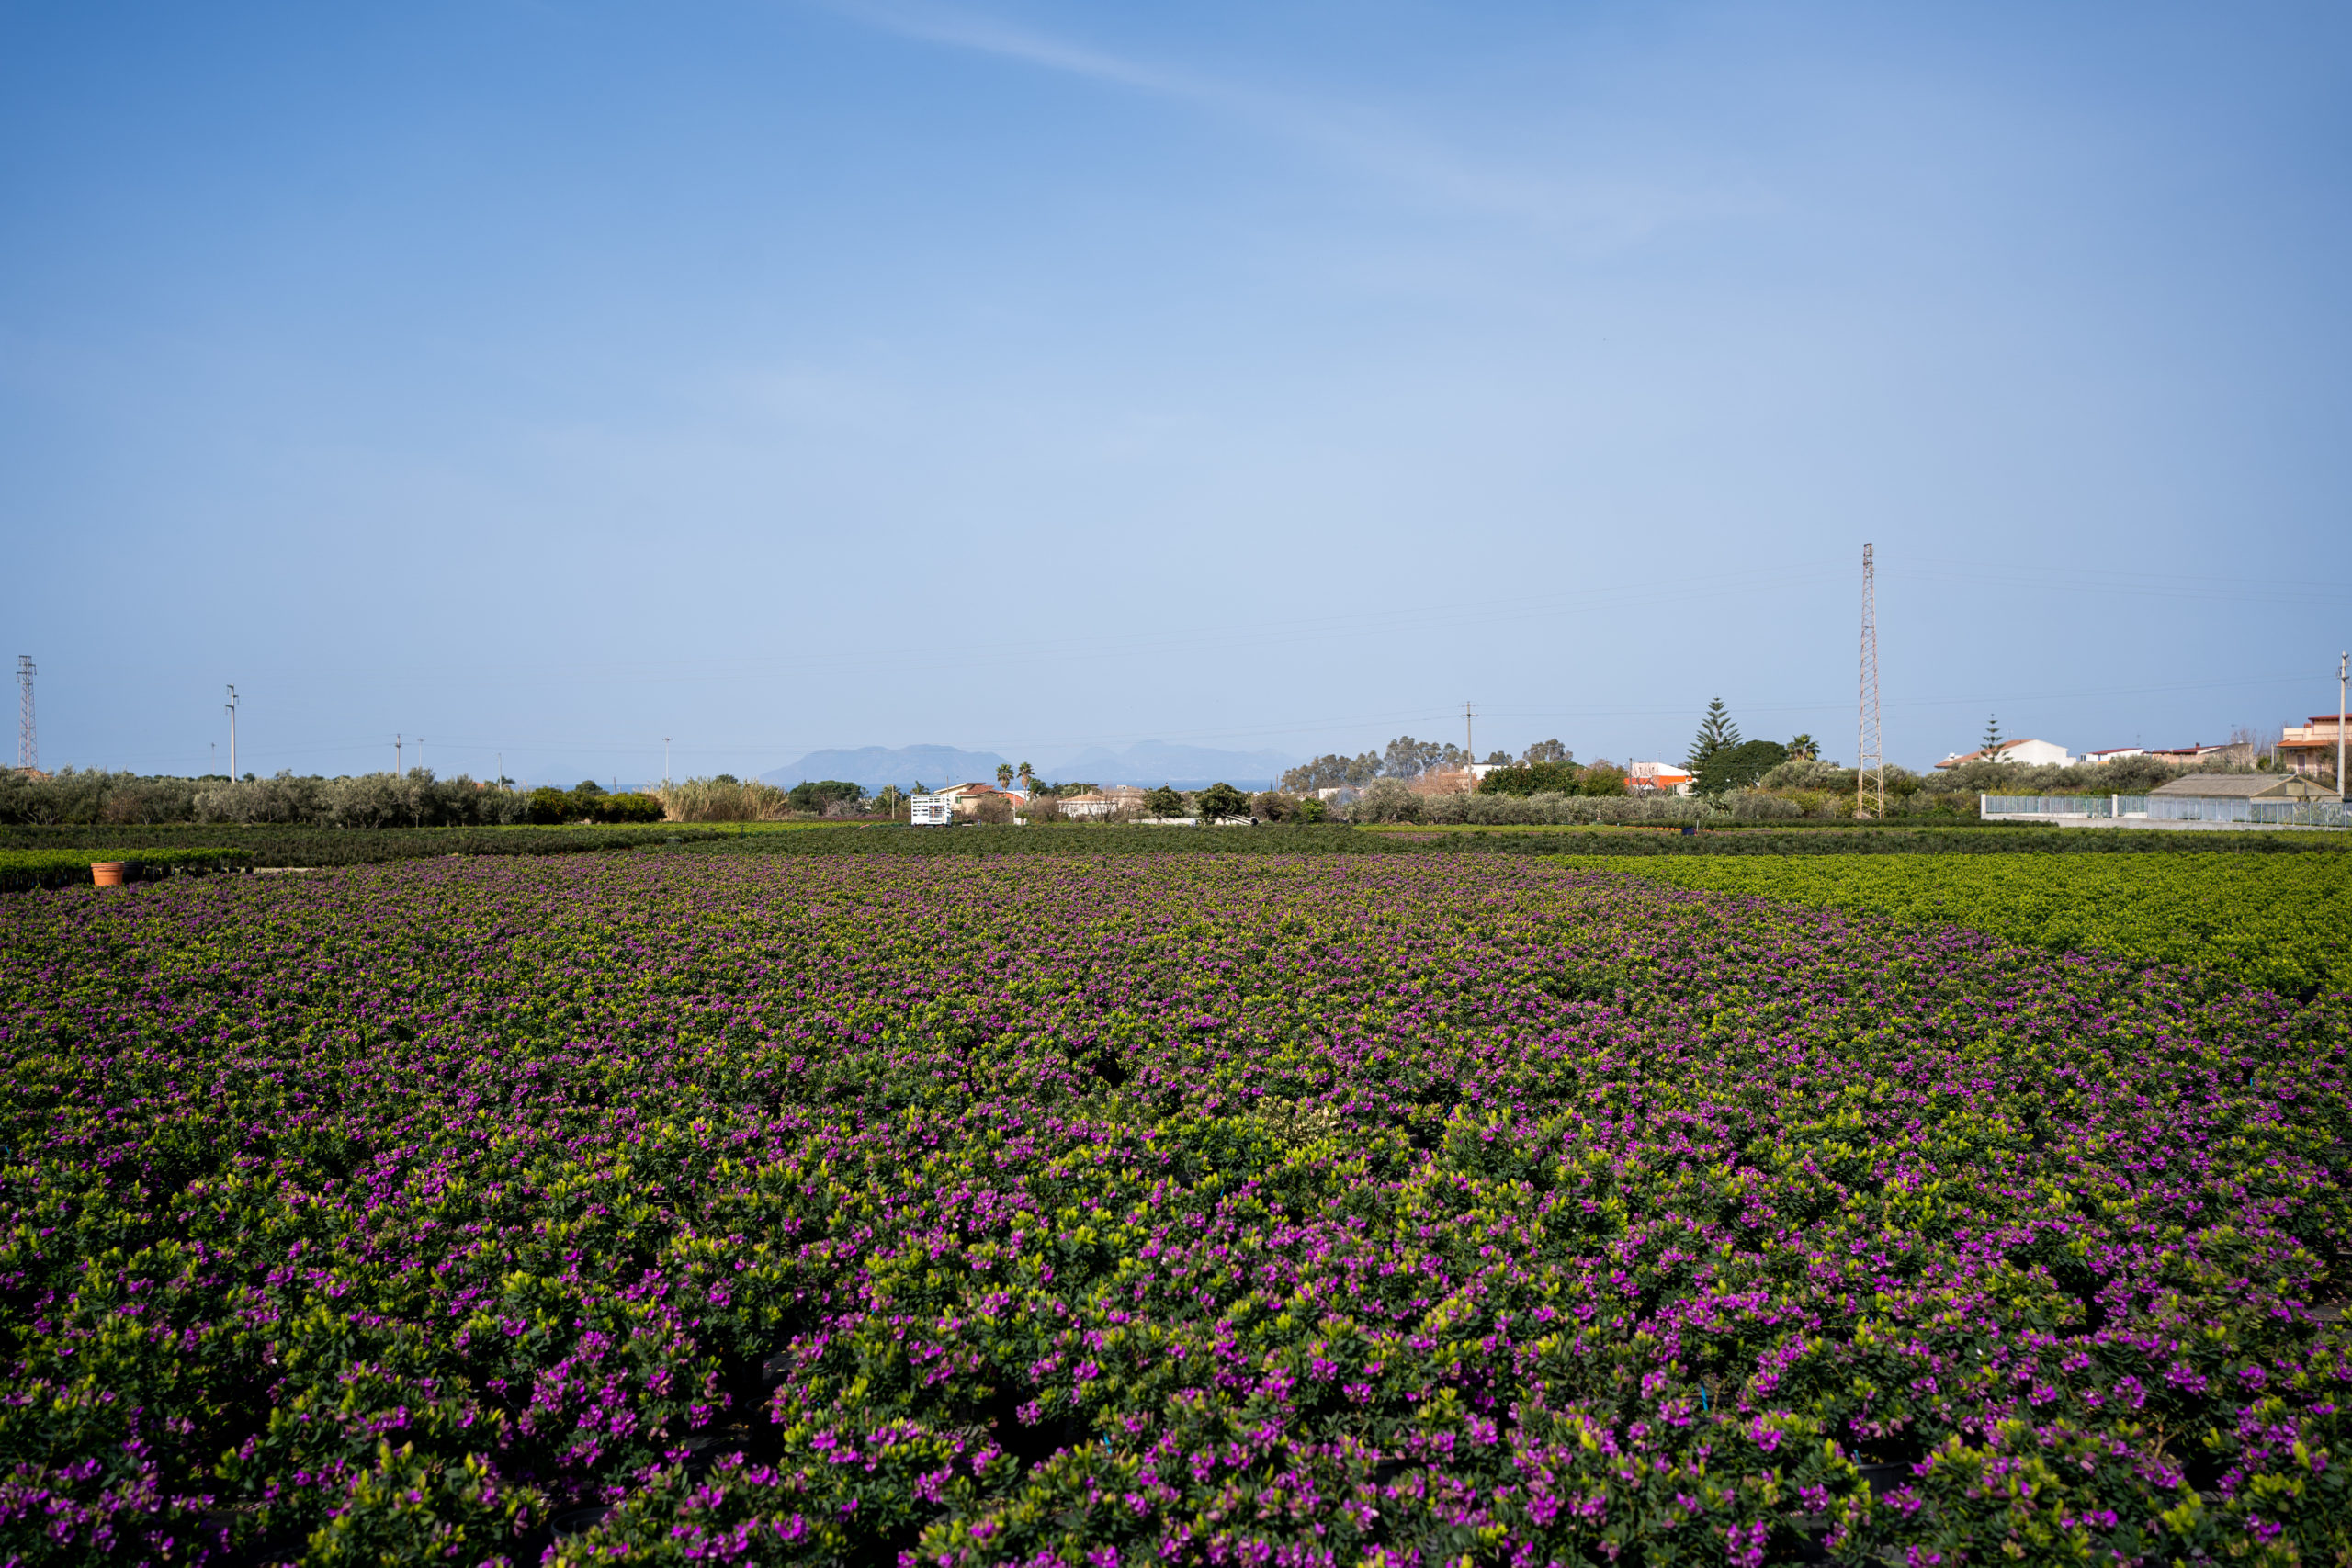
[1856,544,1884,819]
[15,657,33,773]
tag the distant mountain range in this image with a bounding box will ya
[762,739,1295,794]
[1040,739,1293,790]
[759,745,1008,794]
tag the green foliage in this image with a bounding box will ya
[1145,785,1186,818]
[1195,781,1252,820]
[0,768,206,826]
[595,792,666,824]
[1685,697,1741,774]
[1293,795,1327,824]
[1477,761,1583,796]
[1697,739,1790,795]
[530,785,664,824]
[1578,851,2352,996]
[1577,761,1631,797]
[0,767,537,829]
[306,1444,525,1567]
[4,854,2346,1562]
[0,846,255,891]
[1383,736,1443,777]
[0,823,718,871]
[1250,791,1298,822]
[1283,752,1382,792]
[786,779,866,814]
[675,822,2346,859]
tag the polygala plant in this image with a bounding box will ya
[0,852,2344,1563]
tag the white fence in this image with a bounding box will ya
[1981,793,2350,828]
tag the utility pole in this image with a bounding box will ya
[395,732,402,775]
[417,737,425,777]
[2324,649,2342,804]
[663,736,672,788]
[224,684,239,781]
[15,656,33,773]
[1463,701,1476,774]
[1856,544,1883,819]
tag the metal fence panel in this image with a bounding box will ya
[1980,793,2346,827]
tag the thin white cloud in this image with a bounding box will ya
[832,2,1203,97]
[819,0,1773,248]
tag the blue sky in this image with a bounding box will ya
[4,2,2347,786]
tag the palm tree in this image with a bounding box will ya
[1786,733,1817,761]
[996,763,1014,789]
[1017,761,1035,794]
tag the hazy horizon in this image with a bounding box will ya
[6,3,2347,785]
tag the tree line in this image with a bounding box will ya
[0,767,671,829]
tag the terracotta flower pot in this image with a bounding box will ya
[90,862,128,887]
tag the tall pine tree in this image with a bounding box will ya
[1685,698,1742,774]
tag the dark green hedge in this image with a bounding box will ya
[681,823,2346,857]
[4,821,2333,871]
[0,824,721,869]
[0,846,257,892]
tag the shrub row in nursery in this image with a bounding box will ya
[1352,781,1713,826]
[2,853,2346,1564]
[684,822,2345,859]
[0,845,256,892]
[1568,850,2352,999]
[0,823,722,868]
[8,820,2326,866]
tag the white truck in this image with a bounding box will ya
[909,793,955,827]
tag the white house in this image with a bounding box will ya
[1627,761,1696,795]
[1936,739,2075,768]
[933,782,1019,817]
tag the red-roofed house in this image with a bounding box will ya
[2279,716,2346,780]
[1627,761,1695,795]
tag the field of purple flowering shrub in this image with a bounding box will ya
[4,853,2348,1567]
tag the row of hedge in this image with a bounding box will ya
[0,824,723,872]
[682,823,2346,857]
[3,821,2338,874]
[0,846,257,893]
